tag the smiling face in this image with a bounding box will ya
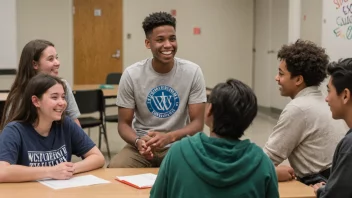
[325,77,348,120]
[145,25,177,67]
[33,46,60,76]
[275,60,303,99]
[32,83,67,122]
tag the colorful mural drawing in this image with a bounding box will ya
[333,0,352,39]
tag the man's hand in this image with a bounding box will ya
[136,137,153,160]
[311,182,326,195]
[145,131,172,149]
[276,165,295,182]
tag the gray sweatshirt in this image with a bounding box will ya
[317,129,352,198]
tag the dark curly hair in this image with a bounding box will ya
[327,58,352,96]
[142,12,176,38]
[277,39,329,86]
[209,79,257,139]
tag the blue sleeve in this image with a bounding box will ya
[65,117,95,157]
[0,123,21,164]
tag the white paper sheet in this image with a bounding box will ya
[116,173,157,188]
[38,175,110,190]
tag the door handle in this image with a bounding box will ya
[112,50,120,58]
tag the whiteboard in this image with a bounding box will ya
[320,0,352,95]
[322,0,352,62]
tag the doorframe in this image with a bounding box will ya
[68,0,74,85]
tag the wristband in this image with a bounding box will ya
[134,137,141,147]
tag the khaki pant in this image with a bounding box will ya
[108,144,169,168]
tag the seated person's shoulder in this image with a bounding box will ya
[281,103,305,117]
[2,121,26,133]
[175,58,201,71]
[126,59,150,72]
[0,121,25,141]
[340,130,352,148]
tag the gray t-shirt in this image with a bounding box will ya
[61,79,81,119]
[116,57,206,137]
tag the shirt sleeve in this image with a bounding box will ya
[188,67,207,104]
[62,79,81,119]
[317,139,352,198]
[0,124,21,164]
[116,70,135,109]
[66,118,95,157]
[263,104,306,165]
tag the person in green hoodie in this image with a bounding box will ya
[150,79,279,198]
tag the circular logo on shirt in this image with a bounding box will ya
[146,85,179,118]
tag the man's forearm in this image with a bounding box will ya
[168,119,203,142]
[118,123,138,145]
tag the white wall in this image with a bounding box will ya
[16,0,73,85]
[11,0,254,89]
[123,0,254,87]
[254,0,291,110]
[253,0,271,107]
[0,0,17,90]
[300,0,323,46]
[0,0,17,70]
[269,0,290,110]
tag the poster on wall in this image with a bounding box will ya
[332,0,352,40]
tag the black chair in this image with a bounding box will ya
[106,72,122,85]
[73,89,111,159]
[0,101,5,122]
[104,73,122,123]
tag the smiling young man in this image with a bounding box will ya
[263,40,347,184]
[312,58,352,197]
[108,12,206,168]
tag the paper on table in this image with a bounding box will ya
[116,173,157,189]
[38,175,110,190]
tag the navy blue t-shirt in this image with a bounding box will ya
[0,117,95,167]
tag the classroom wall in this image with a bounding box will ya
[300,0,323,46]
[0,0,17,90]
[253,0,291,110]
[11,0,254,89]
[254,0,330,111]
[16,0,74,85]
[123,0,254,88]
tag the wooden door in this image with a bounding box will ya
[73,0,123,84]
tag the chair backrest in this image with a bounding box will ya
[73,89,105,119]
[0,101,5,121]
[0,90,10,93]
[106,72,122,84]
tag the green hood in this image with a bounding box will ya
[180,132,265,188]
